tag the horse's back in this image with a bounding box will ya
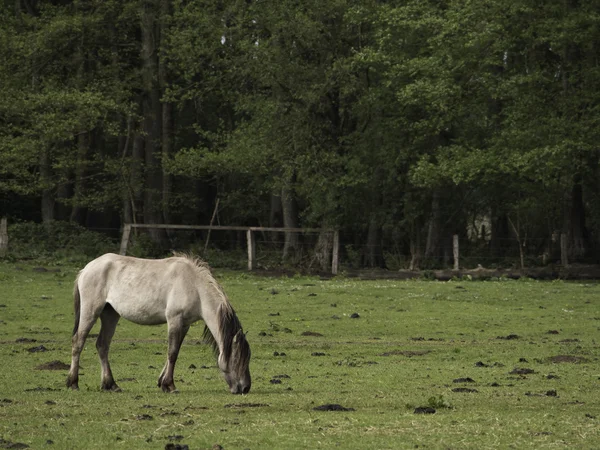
[77,253,202,325]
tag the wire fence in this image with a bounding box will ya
[121,225,585,272]
[3,219,596,272]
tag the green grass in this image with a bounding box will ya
[0,260,599,449]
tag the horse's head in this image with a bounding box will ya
[218,329,251,394]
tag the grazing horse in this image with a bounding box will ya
[66,253,251,394]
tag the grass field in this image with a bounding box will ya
[0,259,599,449]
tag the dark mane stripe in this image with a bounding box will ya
[203,303,250,368]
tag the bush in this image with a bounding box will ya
[7,220,117,263]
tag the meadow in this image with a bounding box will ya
[0,259,598,449]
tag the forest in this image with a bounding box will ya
[1,0,600,270]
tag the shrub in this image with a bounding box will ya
[7,220,116,263]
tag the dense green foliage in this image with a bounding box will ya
[6,220,115,261]
[1,0,600,268]
[0,261,599,448]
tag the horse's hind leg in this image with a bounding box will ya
[97,304,121,391]
[158,318,190,393]
[67,309,99,390]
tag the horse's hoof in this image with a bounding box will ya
[102,383,122,392]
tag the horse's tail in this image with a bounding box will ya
[72,274,81,336]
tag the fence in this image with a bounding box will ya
[0,217,586,272]
[119,223,340,274]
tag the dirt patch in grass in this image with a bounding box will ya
[183,406,209,411]
[24,387,60,392]
[414,407,436,414]
[497,334,520,340]
[510,367,535,375]
[224,403,269,409]
[35,360,70,370]
[452,387,478,393]
[453,377,476,383]
[0,438,29,449]
[379,350,430,357]
[546,355,589,364]
[164,443,189,450]
[313,404,355,412]
[301,331,323,337]
[27,345,48,353]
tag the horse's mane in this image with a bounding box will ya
[171,251,211,271]
[202,302,250,368]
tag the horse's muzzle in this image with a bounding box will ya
[231,382,251,395]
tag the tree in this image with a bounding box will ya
[2,0,600,269]
[0,1,136,226]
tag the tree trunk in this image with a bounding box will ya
[141,0,167,246]
[269,192,283,247]
[55,172,71,221]
[490,210,510,258]
[508,215,525,269]
[120,117,133,225]
[364,214,382,267]
[565,179,587,260]
[270,193,283,227]
[70,131,89,224]
[125,129,145,225]
[409,221,421,271]
[40,148,54,224]
[161,101,173,224]
[560,1,586,261]
[424,190,441,260]
[281,181,299,263]
[69,13,88,226]
[0,217,8,257]
[313,229,332,272]
[159,0,173,227]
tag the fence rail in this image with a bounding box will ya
[119,223,340,274]
[0,217,581,272]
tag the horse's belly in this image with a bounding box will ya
[107,298,167,325]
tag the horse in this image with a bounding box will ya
[66,252,251,394]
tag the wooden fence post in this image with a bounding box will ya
[0,217,8,257]
[247,229,255,271]
[331,230,340,275]
[119,224,132,255]
[453,234,459,270]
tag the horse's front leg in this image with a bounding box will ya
[158,319,190,393]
